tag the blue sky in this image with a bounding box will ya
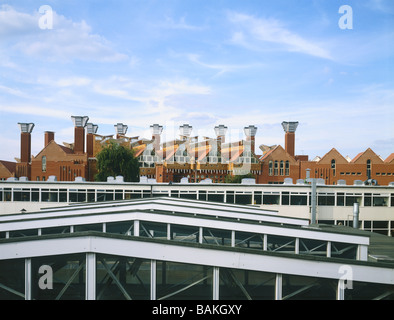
[0,0,393,162]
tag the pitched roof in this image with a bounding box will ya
[384,153,394,163]
[318,148,349,164]
[351,148,384,164]
[0,160,16,174]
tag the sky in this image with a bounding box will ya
[0,0,393,162]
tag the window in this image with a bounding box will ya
[268,161,273,176]
[42,156,47,172]
[274,161,278,176]
[285,161,290,176]
[367,159,371,179]
[331,159,336,176]
[280,161,284,176]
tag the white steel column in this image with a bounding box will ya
[85,253,96,300]
[295,238,299,254]
[275,274,282,300]
[337,279,345,300]
[231,230,235,247]
[167,224,171,240]
[25,258,31,300]
[150,260,156,300]
[213,267,220,300]
[134,220,140,236]
[327,241,331,258]
[199,227,203,244]
[263,234,267,251]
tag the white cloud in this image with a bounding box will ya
[0,5,128,63]
[228,12,332,60]
[162,16,205,31]
[187,53,263,77]
[0,104,70,119]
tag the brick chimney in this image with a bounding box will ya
[18,123,34,163]
[115,123,128,139]
[71,116,89,154]
[150,124,163,151]
[282,121,299,158]
[44,131,55,147]
[244,125,258,154]
[86,123,98,158]
[16,122,34,179]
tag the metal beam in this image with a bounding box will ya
[100,258,132,300]
[56,261,85,300]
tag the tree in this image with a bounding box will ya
[95,142,140,182]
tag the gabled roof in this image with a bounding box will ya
[0,160,16,174]
[351,148,384,164]
[33,140,74,159]
[318,148,349,164]
[259,145,297,163]
[384,153,394,164]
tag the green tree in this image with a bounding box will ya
[95,142,140,182]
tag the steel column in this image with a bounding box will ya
[25,258,31,300]
[150,260,156,300]
[213,267,220,300]
[85,253,96,300]
[275,273,282,300]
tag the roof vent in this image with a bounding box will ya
[48,176,57,182]
[296,179,305,185]
[337,179,346,185]
[180,177,189,184]
[75,176,86,182]
[115,176,124,183]
[353,180,363,186]
[283,178,293,185]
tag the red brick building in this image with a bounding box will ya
[1,118,393,186]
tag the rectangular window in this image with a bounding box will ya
[41,156,47,172]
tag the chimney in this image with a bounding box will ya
[86,123,98,158]
[150,124,163,150]
[244,125,258,154]
[71,116,89,154]
[18,123,34,163]
[45,131,55,147]
[281,121,299,158]
[179,124,192,141]
[115,123,128,139]
[214,125,228,144]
